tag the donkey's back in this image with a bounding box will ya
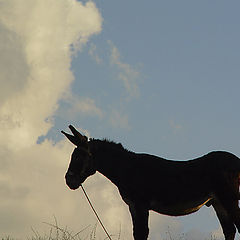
[122,151,240,214]
[128,151,240,189]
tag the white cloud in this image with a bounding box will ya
[109,41,140,98]
[0,25,29,105]
[0,0,102,150]
[0,138,133,238]
[0,0,104,237]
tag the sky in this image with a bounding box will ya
[0,0,240,239]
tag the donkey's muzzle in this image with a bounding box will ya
[65,172,81,190]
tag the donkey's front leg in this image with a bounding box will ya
[128,203,149,240]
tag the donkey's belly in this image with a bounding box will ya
[150,197,212,216]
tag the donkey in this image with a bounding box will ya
[62,125,240,240]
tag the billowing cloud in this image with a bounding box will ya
[0,25,29,105]
[0,0,102,237]
[0,0,102,150]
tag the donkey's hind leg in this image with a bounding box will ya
[219,196,240,234]
[212,201,236,240]
[215,174,240,237]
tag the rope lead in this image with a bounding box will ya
[81,185,112,240]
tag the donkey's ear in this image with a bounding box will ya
[69,125,88,143]
[61,125,88,146]
[61,131,80,146]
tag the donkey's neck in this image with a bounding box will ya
[89,139,134,186]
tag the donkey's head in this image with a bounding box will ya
[62,125,96,190]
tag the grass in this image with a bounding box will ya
[0,218,221,240]
[30,218,113,240]
[30,223,96,240]
[162,227,220,240]
[1,217,117,240]
[1,229,221,240]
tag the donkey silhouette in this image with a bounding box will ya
[62,125,240,240]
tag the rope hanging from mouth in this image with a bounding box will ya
[81,184,112,240]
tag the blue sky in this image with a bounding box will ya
[0,0,240,239]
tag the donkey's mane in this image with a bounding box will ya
[89,138,132,153]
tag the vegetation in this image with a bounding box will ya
[1,218,116,240]
[0,218,220,240]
